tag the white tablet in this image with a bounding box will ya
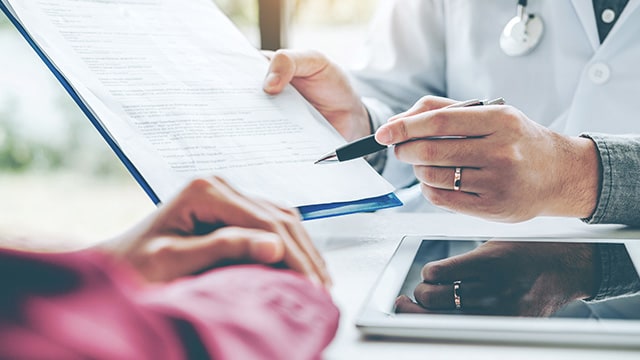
[355,236,640,348]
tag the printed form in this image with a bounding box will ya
[3,0,395,208]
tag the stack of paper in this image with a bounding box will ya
[0,0,400,219]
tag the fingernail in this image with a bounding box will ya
[375,126,393,145]
[263,72,280,90]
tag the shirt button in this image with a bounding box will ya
[602,9,616,24]
[588,62,611,84]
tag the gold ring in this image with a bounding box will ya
[453,167,462,191]
[453,280,462,310]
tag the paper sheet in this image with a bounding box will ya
[3,0,395,207]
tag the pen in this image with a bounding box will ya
[314,98,505,164]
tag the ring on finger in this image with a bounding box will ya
[453,167,462,191]
[453,280,462,310]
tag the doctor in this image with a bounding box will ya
[263,0,640,308]
[264,0,640,212]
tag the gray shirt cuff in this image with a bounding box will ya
[580,133,640,226]
[578,134,640,300]
[589,243,640,301]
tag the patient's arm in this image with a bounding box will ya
[0,248,339,359]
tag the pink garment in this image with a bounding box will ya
[0,249,339,359]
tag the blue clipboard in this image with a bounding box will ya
[0,4,402,220]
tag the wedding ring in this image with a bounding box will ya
[453,167,462,191]
[453,280,462,310]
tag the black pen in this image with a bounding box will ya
[314,98,505,164]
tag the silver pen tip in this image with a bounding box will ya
[314,151,337,164]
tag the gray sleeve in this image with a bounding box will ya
[578,133,640,300]
[580,133,640,226]
[588,243,640,301]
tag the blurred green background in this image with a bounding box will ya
[0,0,378,247]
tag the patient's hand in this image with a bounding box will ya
[99,176,330,286]
[395,241,597,316]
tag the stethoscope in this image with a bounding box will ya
[500,0,544,56]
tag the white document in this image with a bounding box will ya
[2,0,395,208]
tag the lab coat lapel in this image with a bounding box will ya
[570,0,599,51]
[602,0,640,44]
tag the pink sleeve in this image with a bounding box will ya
[0,249,184,359]
[138,265,340,360]
[0,249,339,360]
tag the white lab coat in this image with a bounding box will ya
[350,0,640,210]
[349,0,640,310]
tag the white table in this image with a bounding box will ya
[304,212,640,359]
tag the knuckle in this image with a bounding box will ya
[256,212,290,235]
[395,119,410,141]
[414,166,438,184]
[255,214,279,231]
[414,286,437,308]
[428,111,448,134]
[273,48,290,60]
[493,146,523,166]
[419,142,439,162]
[306,49,328,63]
[280,207,301,220]
[272,49,295,68]
[145,239,178,275]
[417,95,443,110]
[186,178,213,193]
[496,104,518,119]
[497,106,525,132]
[421,262,444,281]
[212,227,252,252]
[418,95,436,106]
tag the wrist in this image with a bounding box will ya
[548,135,601,218]
[345,102,372,141]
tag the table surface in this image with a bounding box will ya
[303,212,640,359]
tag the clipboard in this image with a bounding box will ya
[0,2,402,220]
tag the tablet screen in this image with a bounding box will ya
[395,238,640,320]
[356,236,640,347]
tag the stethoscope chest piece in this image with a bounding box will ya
[500,2,544,57]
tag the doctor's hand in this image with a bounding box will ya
[375,96,601,222]
[99,176,330,286]
[262,49,371,142]
[395,241,598,316]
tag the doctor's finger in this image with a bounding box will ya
[394,138,488,167]
[414,281,495,310]
[394,295,431,314]
[376,107,500,145]
[414,166,486,193]
[263,49,330,94]
[387,96,457,123]
[420,183,514,221]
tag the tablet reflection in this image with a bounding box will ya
[394,239,640,319]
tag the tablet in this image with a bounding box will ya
[356,236,640,348]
